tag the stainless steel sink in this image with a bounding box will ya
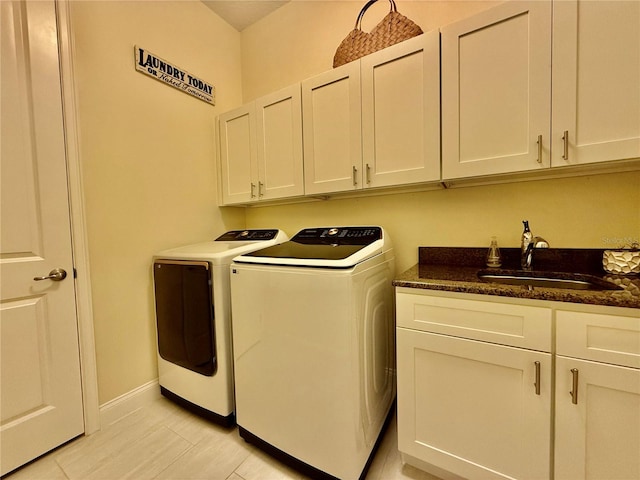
[477,270,622,291]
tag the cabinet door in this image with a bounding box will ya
[555,356,640,480]
[441,1,552,179]
[255,85,304,201]
[302,62,362,194]
[218,104,257,204]
[397,328,551,480]
[361,32,440,188]
[552,0,640,167]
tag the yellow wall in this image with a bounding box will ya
[70,1,244,404]
[245,173,640,275]
[240,0,640,273]
[71,0,639,406]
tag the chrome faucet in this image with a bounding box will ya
[520,221,549,270]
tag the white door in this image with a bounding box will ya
[1,1,84,475]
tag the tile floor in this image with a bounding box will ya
[6,397,441,480]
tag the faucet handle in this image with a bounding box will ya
[532,237,549,249]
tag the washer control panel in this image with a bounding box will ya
[293,227,382,245]
[215,229,280,241]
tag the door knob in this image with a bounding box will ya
[34,268,67,282]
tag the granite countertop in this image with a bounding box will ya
[393,247,640,309]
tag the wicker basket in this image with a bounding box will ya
[333,0,423,68]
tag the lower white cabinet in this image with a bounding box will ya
[396,290,552,479]
[396,288,640,480]
[554,356,640,480]
[554,310,640,480]
[397,329,552,480]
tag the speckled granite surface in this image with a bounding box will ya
[393,247,640,309]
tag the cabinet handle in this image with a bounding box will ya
[366,164,371,184]
[250,183,256,198]
[258,181,264,197]
[536,134,543,164]
[352,166,358,186]
[534,361,541,395]
[562,130,569,160]
[570,368,579,405]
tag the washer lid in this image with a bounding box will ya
[154,229,288,264]
[233,226,388,268]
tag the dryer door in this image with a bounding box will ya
[153,260,216,376]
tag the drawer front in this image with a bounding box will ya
[556,310,640,368]
[396,291,552,351]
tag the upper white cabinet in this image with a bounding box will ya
[551,0,640,167]
[441,1,552,179]
[302,61,362,195]
[303,33,440,195]
[255,87,304,200]
[218,84,304,205]
[218,0,640,205]
[361,32,440,188]
[218,104,256,204]
[442,0,640,180]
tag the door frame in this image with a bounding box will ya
[56,0,100,435]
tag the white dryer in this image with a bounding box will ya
[152,229,288,426]
[231,226,396,479]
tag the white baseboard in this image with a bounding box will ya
[99,379,161,427]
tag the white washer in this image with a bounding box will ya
[152,229,288,426]
[231,226,396,479]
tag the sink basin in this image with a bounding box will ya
[477,270,622,291]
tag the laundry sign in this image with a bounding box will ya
[135,46,215,105]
